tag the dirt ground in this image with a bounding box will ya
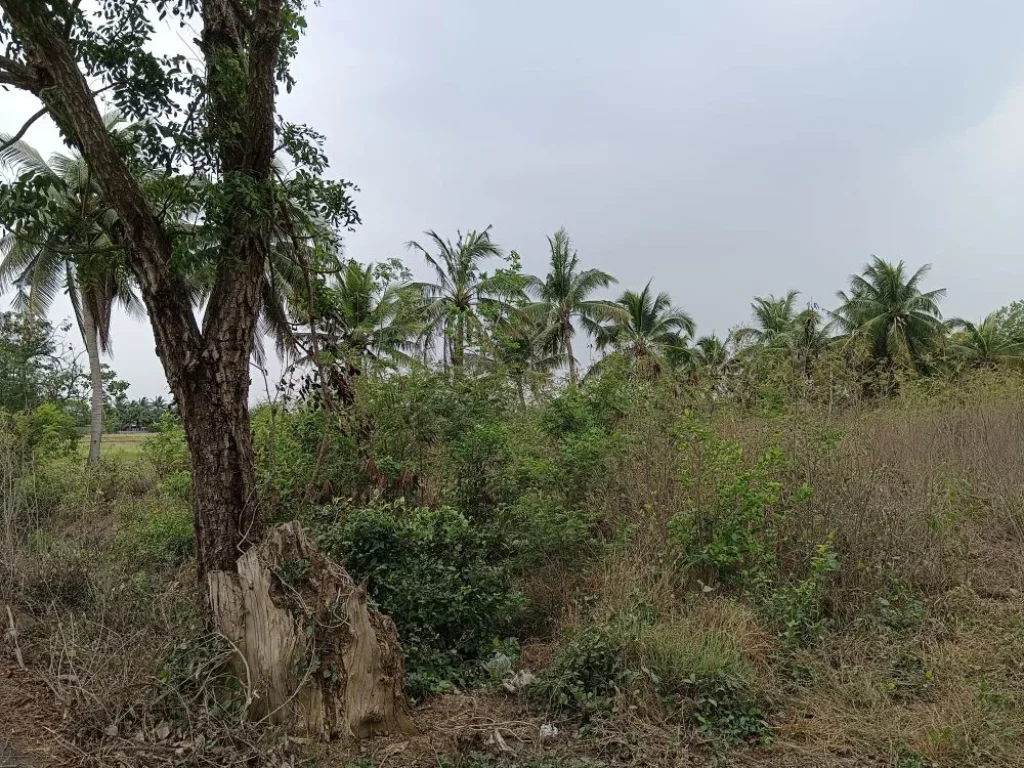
[0,655,59,767]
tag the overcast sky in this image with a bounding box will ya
[4,0,1024,398]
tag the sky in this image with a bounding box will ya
[4,0,1024,399]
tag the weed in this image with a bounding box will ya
[532,626,625,718]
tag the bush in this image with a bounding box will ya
[311,502,524,695]
[252,404,360,508]
[669,413,807,588]
[18,544,95,613]
[116,497,194,565]
[533,625,625,718]
[496,491,597,571]
[141,414,191,501]
[28,403,79,458]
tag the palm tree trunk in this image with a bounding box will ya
[565,324,577,384]
[454,316,465,369]
[81,300,104,466]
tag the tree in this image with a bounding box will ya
[0,136,141,464]
[296,259,424,369]
[691,334,731,377]
[789,307,832,379]
[991,300,1024,343]
[736,291,801,349]
[0,3,412,738]
[522,227,622,384]
[596,281,696,376]
[0,311,57,411]
[407,228,505,369]
[0,0,359,586]
[945,313,1024,368]
[489,310,557,406]
[833,257,945,373]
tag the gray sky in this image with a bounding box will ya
[4,0,1024,398]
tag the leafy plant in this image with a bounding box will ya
[312,502,523,695]
[141,414,191,501]
[533,626,625,718]
[669,413,789,587]
[764,533,841,648]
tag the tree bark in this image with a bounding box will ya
[82,302,104,466]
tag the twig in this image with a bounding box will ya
[5,604,25,669]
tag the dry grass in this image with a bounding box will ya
[544,386,1024,766]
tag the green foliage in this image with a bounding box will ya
[27,402,79,458]
[763,534,841,648]
[311,502,524,696]
[116,497,194,565]
[631,619,752,688]
[669,413,790,586]
[252,403,359,508]
[141,413,190,500]
[594,281,695,376]
[687,673,772,748]
[533,626,625,718]
[496,492,596,571]
[0,312,81,411]
[834,257,946,374]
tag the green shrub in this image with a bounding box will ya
[311,502,524,695]
[496,491,597,571]
[533,626,625,718]
[116,498,194,565]
[668,413,795,587]
[763,534,841,648]
[252,404,360,508]
[28,403,79,458]
[142,414,191,501]
[688,673,772,748]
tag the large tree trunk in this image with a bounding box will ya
[174,349,260,584]
[82,303,104,466]
[209,521,415,739]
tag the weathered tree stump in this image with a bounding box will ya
[208,521,415,740]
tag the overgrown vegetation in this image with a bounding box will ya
[7,347,1024,765]
[2,2,1024,765]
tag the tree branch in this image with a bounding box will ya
[0,107,48,156]
[0,55,40,91]
[1,0,204,375]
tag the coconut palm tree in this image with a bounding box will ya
[945,313,1024,367]
[791,307,833,379]
[0,134,141,465]
[522,227,623,384]
[489,311,558,406]
[692,334,731,376]
[735,291,801,349]
[596,281,696,376]
[833,257,945,372]
[407,227,506,369]
[295,260,424,369]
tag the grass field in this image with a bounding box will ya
[79,431,150,456]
